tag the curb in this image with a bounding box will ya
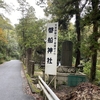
[21,62,40,93]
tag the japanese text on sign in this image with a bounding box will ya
[45,22,58,75]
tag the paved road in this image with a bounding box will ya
[0,60,35,100]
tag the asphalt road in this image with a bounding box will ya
[0,60,35,100]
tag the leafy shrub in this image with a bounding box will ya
[5,56,12,61]
[84,62,91,78]
[84,62,100,84]
[0,53,4,59]
[0,59,5,64]
[96,69,100,81]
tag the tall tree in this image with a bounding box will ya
[44,0,88,67]
[90,0,99,81]
[0,0,11,13]
[17,0,30,57]
[16,0,46,76]
[81,0,100,81]
[43,0,100,81]
[75,0,81,67]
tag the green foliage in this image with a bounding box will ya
[0,15,19,62]
[44,0,75,30]
[5,56,12,61]
[15,0,100,82]
[58,23,76,60]
[84,61,100,84]
[84,62,91,78]
[0,0,12,13]
[16,3,46,58]
[97,57,100,65]
[80,25,92,59]
[96,69,100,81]
[0,53,5,64]
[0,53,4,59]
[0,0,19,62]
[0,60,4,64]
[25,73,40,93]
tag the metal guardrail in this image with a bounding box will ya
[38,76,60,100]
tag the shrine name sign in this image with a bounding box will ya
[45,22,58,75]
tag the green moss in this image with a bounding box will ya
[26,74,40,93]
[22,63,41,93]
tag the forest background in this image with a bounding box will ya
[0,0,100,83]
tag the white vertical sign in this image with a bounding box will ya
[45,22,58,75]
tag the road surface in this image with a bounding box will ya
[0,60,35,100]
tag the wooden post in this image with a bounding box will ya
[48,75,56,89]
[54,76,56,89]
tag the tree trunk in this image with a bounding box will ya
[90,0,99,82]
[90,48,97,81]
[75,0,81,67]
[26,48,33,76]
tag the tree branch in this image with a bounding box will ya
[80,0,88,13]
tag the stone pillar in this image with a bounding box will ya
[61,41,73,67]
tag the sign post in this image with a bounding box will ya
[45,22,58,75]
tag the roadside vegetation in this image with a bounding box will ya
[0,2,19,64]
[0,0,100,86]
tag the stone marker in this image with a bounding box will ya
[61,41,73,67]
